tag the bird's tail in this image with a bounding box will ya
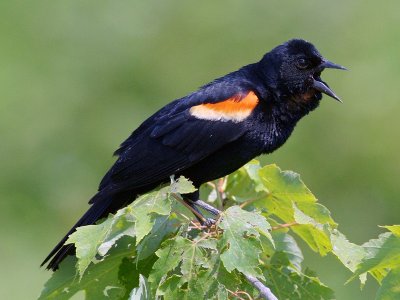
[41,189,133,271]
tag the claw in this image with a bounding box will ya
[202,217,216,227]
[184,198,220,228]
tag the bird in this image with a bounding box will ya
[42,39,346,271]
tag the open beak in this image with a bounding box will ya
[312,80,342,102]
[313,60,347,102]
[321,60,347,71]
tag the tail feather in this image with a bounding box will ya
[41,190,133,271]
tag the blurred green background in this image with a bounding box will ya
[1,0,399,299]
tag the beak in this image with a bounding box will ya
[312,79,342,103]
[313,59,347,102]
[321,60,347,71]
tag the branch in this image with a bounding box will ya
[172,193,279,300]
[244,274,278,300]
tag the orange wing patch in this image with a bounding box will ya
[189,91,259,122]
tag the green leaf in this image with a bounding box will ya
[129,275,152,300]
[150,235,220,298]
[263,261,335,300]
[272,232,303,270]
[157,275,185,298]
[136,216,178,262]
[130,188,171,245]
[39,237,135,300]
[380,225,400,237]
[216,284,229,300]
[293,224,332,256]
[118,254,158,299]
[98,209,136,256]
[65,187,173,278]
[352,233,400,283]
[170,176,197,194]
[64,186,174,278]
[376,267,400,300]
[66,217,113,278]
[180,239,220,299]
[219,206,272,279]
[182,268,219,300]
[258,164,317,219]
[292,205,332,256]
[225,160,266,202]
[66,208,133,277]
[330,229,366,273]
[148,237,189,290]
[179,238,210,280]
[216,263,245,293]
[254,164,335,226]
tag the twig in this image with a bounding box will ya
[171,193,279,300]
[271,222,298,231]
[207,182,216,189]
[215,178,226,210]
[244,275,278,300]
[227,288,252,300]
[189,220,206,230]
[217,177,227,193]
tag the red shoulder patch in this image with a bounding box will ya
[189,91,259,122]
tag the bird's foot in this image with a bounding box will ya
[202,217,216,227]
[184,199,221,227]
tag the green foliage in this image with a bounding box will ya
[40,238,135,300]
[39,161,400,299]
[219,206,272,279]
[350,232,400,284]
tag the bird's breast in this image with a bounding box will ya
[245,112,297,155]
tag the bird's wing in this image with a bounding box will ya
[96,89,260,194]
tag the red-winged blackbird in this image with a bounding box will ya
[42,39,346,270]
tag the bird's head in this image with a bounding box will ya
[260,39,346,105]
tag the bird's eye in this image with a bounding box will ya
[296,57,309,70]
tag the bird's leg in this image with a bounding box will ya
[184,191,220,226]
[170,193,208,224]
[191,200,220,216]
[186,201,215,227]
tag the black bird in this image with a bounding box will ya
[42,39,346,270]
